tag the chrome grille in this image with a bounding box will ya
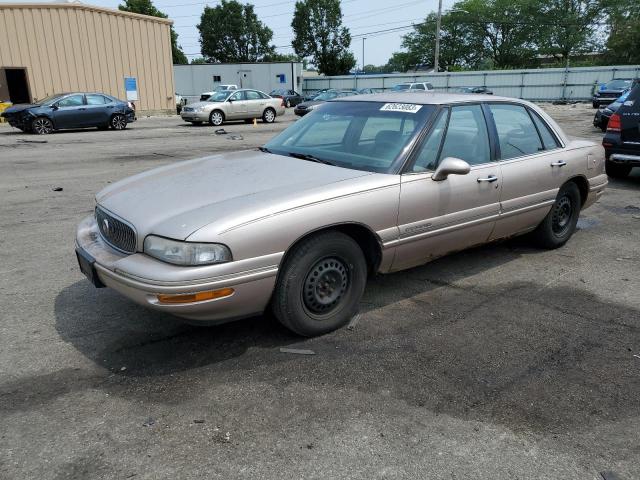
[95,207,136,253]
[183,106,194,112]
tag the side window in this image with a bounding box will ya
[258,91,270,99]
[411,109,448,172]
[488,104,543,159]
[245,90,261,100]
[229,91,244,101]
[414,84,425,90]
[57,95,84,107]
[86,94,108,105]
[530,110,561,150]
[439,104,491,165]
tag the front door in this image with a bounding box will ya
[486,103,568,240]
[393,104,501,271]
[52,94,89,129]
[226,91,248,119]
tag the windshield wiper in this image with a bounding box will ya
[287,152,336,166]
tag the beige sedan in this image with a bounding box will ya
[180,89,285,126]
[77,93,607,336]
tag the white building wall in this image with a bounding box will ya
[174,62,303,103]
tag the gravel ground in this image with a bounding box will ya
[1,104,639,480]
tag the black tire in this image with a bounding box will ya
[110,114,127,130]
[531,182,581,249]
[285,99,291,108]
[272,231,367,337]
[209,110,224,126]
[262,107,276,124]
[605,160,631,178]
[31,117,53,135]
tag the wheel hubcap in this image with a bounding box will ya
[303,257,349,315]
[113,116,125,129]
[265,111,274,122]
[34,119,51,134]
[212,113,222,125]
[552,195,572,235]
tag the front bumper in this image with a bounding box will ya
[181,110,209,122]
[75,215,278,324]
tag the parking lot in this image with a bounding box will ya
[1,104,639,479]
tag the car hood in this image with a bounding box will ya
[596,88,626,96]
[2,104,39,114]
[96,150,373,245]
[297,100,323,108]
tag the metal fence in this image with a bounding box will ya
[302,65,640,101]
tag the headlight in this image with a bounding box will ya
[194,106,206,112]
[143,235,232,266]
[307,104,318,111]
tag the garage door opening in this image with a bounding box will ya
[1,68,31,104]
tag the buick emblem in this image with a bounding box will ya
[102,218,109,233]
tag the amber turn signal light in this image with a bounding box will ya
[157,288,234,304]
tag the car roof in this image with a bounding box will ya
[333,91,516,105]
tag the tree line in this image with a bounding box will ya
[119,0,639,74]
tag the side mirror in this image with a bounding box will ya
[432,157,471,181]
[228,98,235,102]
[51,104,58,110]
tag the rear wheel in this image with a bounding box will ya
[262,107,276,123]
[285,99,291,108]
[605,160,631,178]
[110,114,127,130]
[209,110,224,126]
[272,231,367,337]
[531,182,581,249]
[31,117,53,135]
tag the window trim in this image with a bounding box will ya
[527,107,564,151]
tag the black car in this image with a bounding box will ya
[602,81,640,178]
[592,78,633,108]
[455,86,494,94]
[293,90,359,117]
[302,88,331,101]
[0,92,135,134]
[593,90,630,131]
[269,89,304,108]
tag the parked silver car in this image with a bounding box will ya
[181,89,285,126]
[76,93,607,336]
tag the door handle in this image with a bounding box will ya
[550,160,567,167]
[477,175,498,183]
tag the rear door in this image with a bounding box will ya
[52,94,88,128]
[245,90,267,116]
[394,104,501,271]
[485,103,567,240]
[85,94,112,126]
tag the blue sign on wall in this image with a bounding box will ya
[276,74,286,84]
[124,77,138,101]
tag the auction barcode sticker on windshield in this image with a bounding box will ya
[380,103,422,113]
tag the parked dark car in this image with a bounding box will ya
[593,90,630,131]
[602,81,640,178]
[293,90,359,116]
[592,78,633,108]
[302,88,331,101]
[455,86,494,95]
[269,89,304,108]
[0,92,135,134]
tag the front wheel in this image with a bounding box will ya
[31,117,53,135]
[605,160,631,178]
[262,108,276,124]
[531,182,581,249]
[209,110,224,126]
[272,231,367,337]
[110,114,127,130]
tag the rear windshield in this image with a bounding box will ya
[392,84,411,91]
[264,101,435,173]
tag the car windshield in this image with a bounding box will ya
[37,93,66,105]
[314,91,339,101]
[207,91,231,102]
[264,101,435,173]
[270,89,286,95]
[605,79,631,89]
[392,84,411,91]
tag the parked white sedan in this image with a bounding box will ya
[181,89,285,126]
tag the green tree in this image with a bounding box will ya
[602,0,640,64]
[197,0,275,62]
[190,57,208,64]
[291,0,355,75]
[118,0,188,64]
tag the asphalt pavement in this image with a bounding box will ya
[0,105,639,480]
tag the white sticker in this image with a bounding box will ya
[380,103,423,113]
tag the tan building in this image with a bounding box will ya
[0,2,175,114]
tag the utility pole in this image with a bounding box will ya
[434,0,442,73]
[362,37,366,73]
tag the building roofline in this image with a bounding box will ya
[0,3,173,25]
[174,61,303,66]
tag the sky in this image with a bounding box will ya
[2,0,455,66]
